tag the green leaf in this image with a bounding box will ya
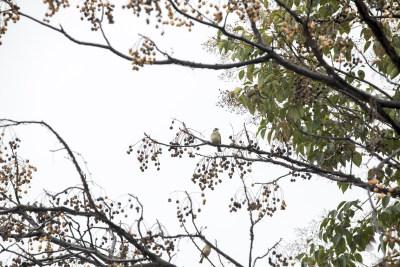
[354,253,362,263]
[337,201,346,210]
[297,253,305,261]
[390,66,399,79]
[320,218,329,229]
[247,101,255,114]
[256,119,267,138]
[233,26,244,31]
[217,41,225,52]
[352,152,362,167]
[333,233,342,245]
[247,70,254,82]
[267,129,273,143]
[330,94,339,105]
[260,11,268,20]
[232,87,242,97]
[266,73,275,82]
[260,128,266,139]
[345,72,355,83]
[364,41,371,52]
[340,182,349,193]
[275,88,286,103]
[357,70,365,80]
[337,238,347,254]
[336,254,347,267]
[317,249,327,265]
[362,28,372,40]
[387,62,395,76]
[258,74,265,89]
[382,196,390,208]
[247,64,254,73]
[239,70,245,80]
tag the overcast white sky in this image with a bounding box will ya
[0,2,372,266]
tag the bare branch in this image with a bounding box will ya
[253,238,283,267]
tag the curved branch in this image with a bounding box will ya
[352,41,400,88]
[0,119,98,215]
[253,238,282,267]
[200,237,244,267]
[144,127,400,198]
[273,0,400,135]
[153,54,272,69]
[16,4,400,115]
[0,119,177,267]
[354,0,400,73]
[17,11,132,61]
[333,67,393,100]
[0,204,97,217]
[376,146,400,170]
[19,10,273,71]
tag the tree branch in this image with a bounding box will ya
[354,0,400,73]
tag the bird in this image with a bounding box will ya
[199,244,211,263]
[210,128,222,152]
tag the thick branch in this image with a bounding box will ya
[153,54,272,69]
[17,5,400,114]
[274,0,400,134]
[145,127,400,198]
[354,0,400,73]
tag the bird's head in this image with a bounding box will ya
[213,128,219,131]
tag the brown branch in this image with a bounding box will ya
[16,4,400,114]
[333,67,393,100]
[146,129,358,183]
[352,41,400,87]
[0,119,99,214]
[0,119,177,267]
[183,194,217,267]
[200,237,244,267]
[144,123,400,198]
[153,54,272,69]
[181,192,243,267]
[0,244,44,266]
[291,118,400,169]
[291,120,354,141]
[253,238,282,267]
[273,0,400,135]
[0,204,97,217]
[243,2,268,48]
[241,179,255,267]
[376,146,400,170]
[354,0,400,73]
[17,11,132,61]
[19,10,273,70]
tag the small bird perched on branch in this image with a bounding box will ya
[210,128,222,152]
[199,244,211,263]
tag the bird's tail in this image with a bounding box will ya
[217,146,222,152]
[199,255,204,263]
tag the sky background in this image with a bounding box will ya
[0,1,374,266]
